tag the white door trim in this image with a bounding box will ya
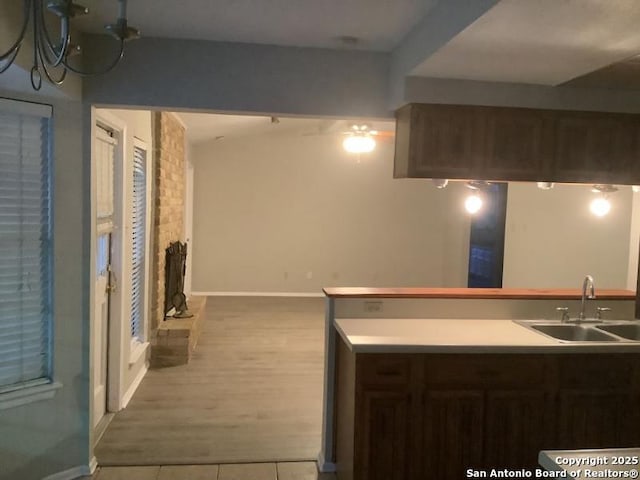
[184,141,194,296]
[91,109,128,421]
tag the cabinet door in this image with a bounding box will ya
[408,105,482,179]
[484,390,554,469]
[557,390,633,448]
[553,113,640,183]
[484,108,553,181]
[421,390,484,480]
[356,389,413,480]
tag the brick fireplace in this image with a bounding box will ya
[151,111,186,331]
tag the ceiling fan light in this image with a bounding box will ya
[343,135,376,154]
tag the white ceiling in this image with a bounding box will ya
[413,0,640,86]
[76,0,437,51]
[72,0,640,91]
[175,112,395,144]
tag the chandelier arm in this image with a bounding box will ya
[60,39,125,76]
[30,0,42,90]
[37,0,71,67]
[0,0,32,60]
[36,39,67,86]
[0,47,21,74]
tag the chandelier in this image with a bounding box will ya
[0,0,140,91]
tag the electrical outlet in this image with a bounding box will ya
[364,301,383,313]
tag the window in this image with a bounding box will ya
[0,98,53,395]
[131,144,146,342]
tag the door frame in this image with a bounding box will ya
[90,108,128,426]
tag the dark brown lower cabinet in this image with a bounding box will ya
[421,390,484,479]
[358,390,412,480]
[483,390,553,469]
[334,338,640,480]
[557,390,634,449]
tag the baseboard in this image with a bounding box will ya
[121,362,148,409]
[42,463,92,480]
[316,452,337,473]
[192,291,325,298]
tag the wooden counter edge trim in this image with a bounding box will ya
[322,287,636,300]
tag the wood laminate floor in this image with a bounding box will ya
[95,297,325,466]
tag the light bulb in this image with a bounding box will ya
[343,135,376,154]
[590,197,611,217]
[465,194,483,214]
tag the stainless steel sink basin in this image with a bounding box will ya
[596,324,640,341]
[529,324,619,342]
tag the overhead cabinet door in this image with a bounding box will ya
[395,103,640,184]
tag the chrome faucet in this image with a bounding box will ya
[579,275,596,321]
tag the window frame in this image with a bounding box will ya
[0,97,60,410]
[129,137,150,364]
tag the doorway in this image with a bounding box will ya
[93,124,118,427]
[467,183,508,288]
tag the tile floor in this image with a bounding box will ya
[84,462,336,480]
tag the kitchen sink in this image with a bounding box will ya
[529,324,620,342]
[596,324,640,341]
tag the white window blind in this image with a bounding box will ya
[131,145,146,341]
[95,127,115,223]
[0,99,52,393]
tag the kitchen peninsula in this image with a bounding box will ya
[318,288,639,480]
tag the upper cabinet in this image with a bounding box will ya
[395,104,484,179]
[394,103,640,184]
[553,111,640,183]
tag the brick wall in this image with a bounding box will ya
[151,112,185,331]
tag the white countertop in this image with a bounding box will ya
[334,318,640,353]
[539,448,640,476]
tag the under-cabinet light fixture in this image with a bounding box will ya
[590,185,618,217]
[432,179,449,189]
[537,182,555,190]
[464,181,489,215]
[465,194,483,214]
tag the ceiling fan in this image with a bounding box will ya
[303,121,395,153]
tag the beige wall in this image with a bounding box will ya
[191,132,470,293]
[191,132,637,294]
[626,192,640,291]
[0,80,87,480]
[503,183,633,289]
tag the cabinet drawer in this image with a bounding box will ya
[424,355,548,388]
[558,355,637,388]
[357,354,415,386]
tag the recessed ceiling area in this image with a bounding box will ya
[174,112,395,145]
[412,0,640,86]
[562,54,640,89]
[75,0,438,51]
